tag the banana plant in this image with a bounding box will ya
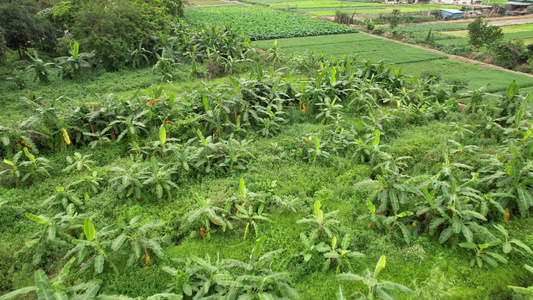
[218,138,253,173]
[142,157,178,200]
[83,129,111,150]
[508,265,533,297]
[25,50,54,83]
[145,125,178,159]
[0,258,97,300]
[355,157,421,214]
[226,236,299,300]
[1,148,52,187]
[315,234,364,273]
[55,41,95,79]
[316,96,343,124]
[352,129,392,165]
[42,186,84,211]
[337,255,416,299]
[459,242,507,268]
[111,216,165,267]
[107,110,148,143]
[63,152,95,172]
[308,135,331,164]
[109,163,149,200]
[492,224,533,256]
[16,212,84,266]
[182,188,230,239]
[299,231,320,262]
[162,253,231,298]
[65,218,119,275]
[21,147,52,183]
[489,140,533,218]
[0,257,133,299]
[297,200,340,238]
[0,124,41,157]
[232,203,272,239]
[68,171,102,199]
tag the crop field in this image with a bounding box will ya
[2,43,533,299]
[415,22,533,60]
[253,33,533,92]
[394,23,469,33]
[184,5,357,40]
[267,1,460,16]
[2,1,533,299]
[242,0,371,5]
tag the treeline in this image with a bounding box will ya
[0,0,184,69]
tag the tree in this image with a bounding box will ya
[0,1,56,59]
[389,9,401,30]
[0,26,7,60]
[71,0,171,70]
[467,17,503,48]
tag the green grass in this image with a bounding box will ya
[184,5,356,40]
[253,33,533,92]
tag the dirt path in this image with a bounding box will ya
[358,31,533,78]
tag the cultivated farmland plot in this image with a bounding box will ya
[253,33,533,92]
[185,5,357,40]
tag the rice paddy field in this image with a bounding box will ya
[253,33,533,92]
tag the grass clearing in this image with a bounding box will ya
[184,5,356,40]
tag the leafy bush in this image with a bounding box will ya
[489,39,530,69]
[71,0,171,70]
[467,17,503,48]
[334,10,353,25]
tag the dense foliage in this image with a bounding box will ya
[0,1,56,58]
[467,17,504,48]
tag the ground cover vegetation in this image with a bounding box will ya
[2,33,533,300]
[1,1,533,299]
[184,5,357,40]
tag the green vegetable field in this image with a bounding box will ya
[184,5,357,40]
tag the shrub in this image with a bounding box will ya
[467,17,503,48]
[72,0,171,70]
[489,39,529,69]
[334,10,353,25]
